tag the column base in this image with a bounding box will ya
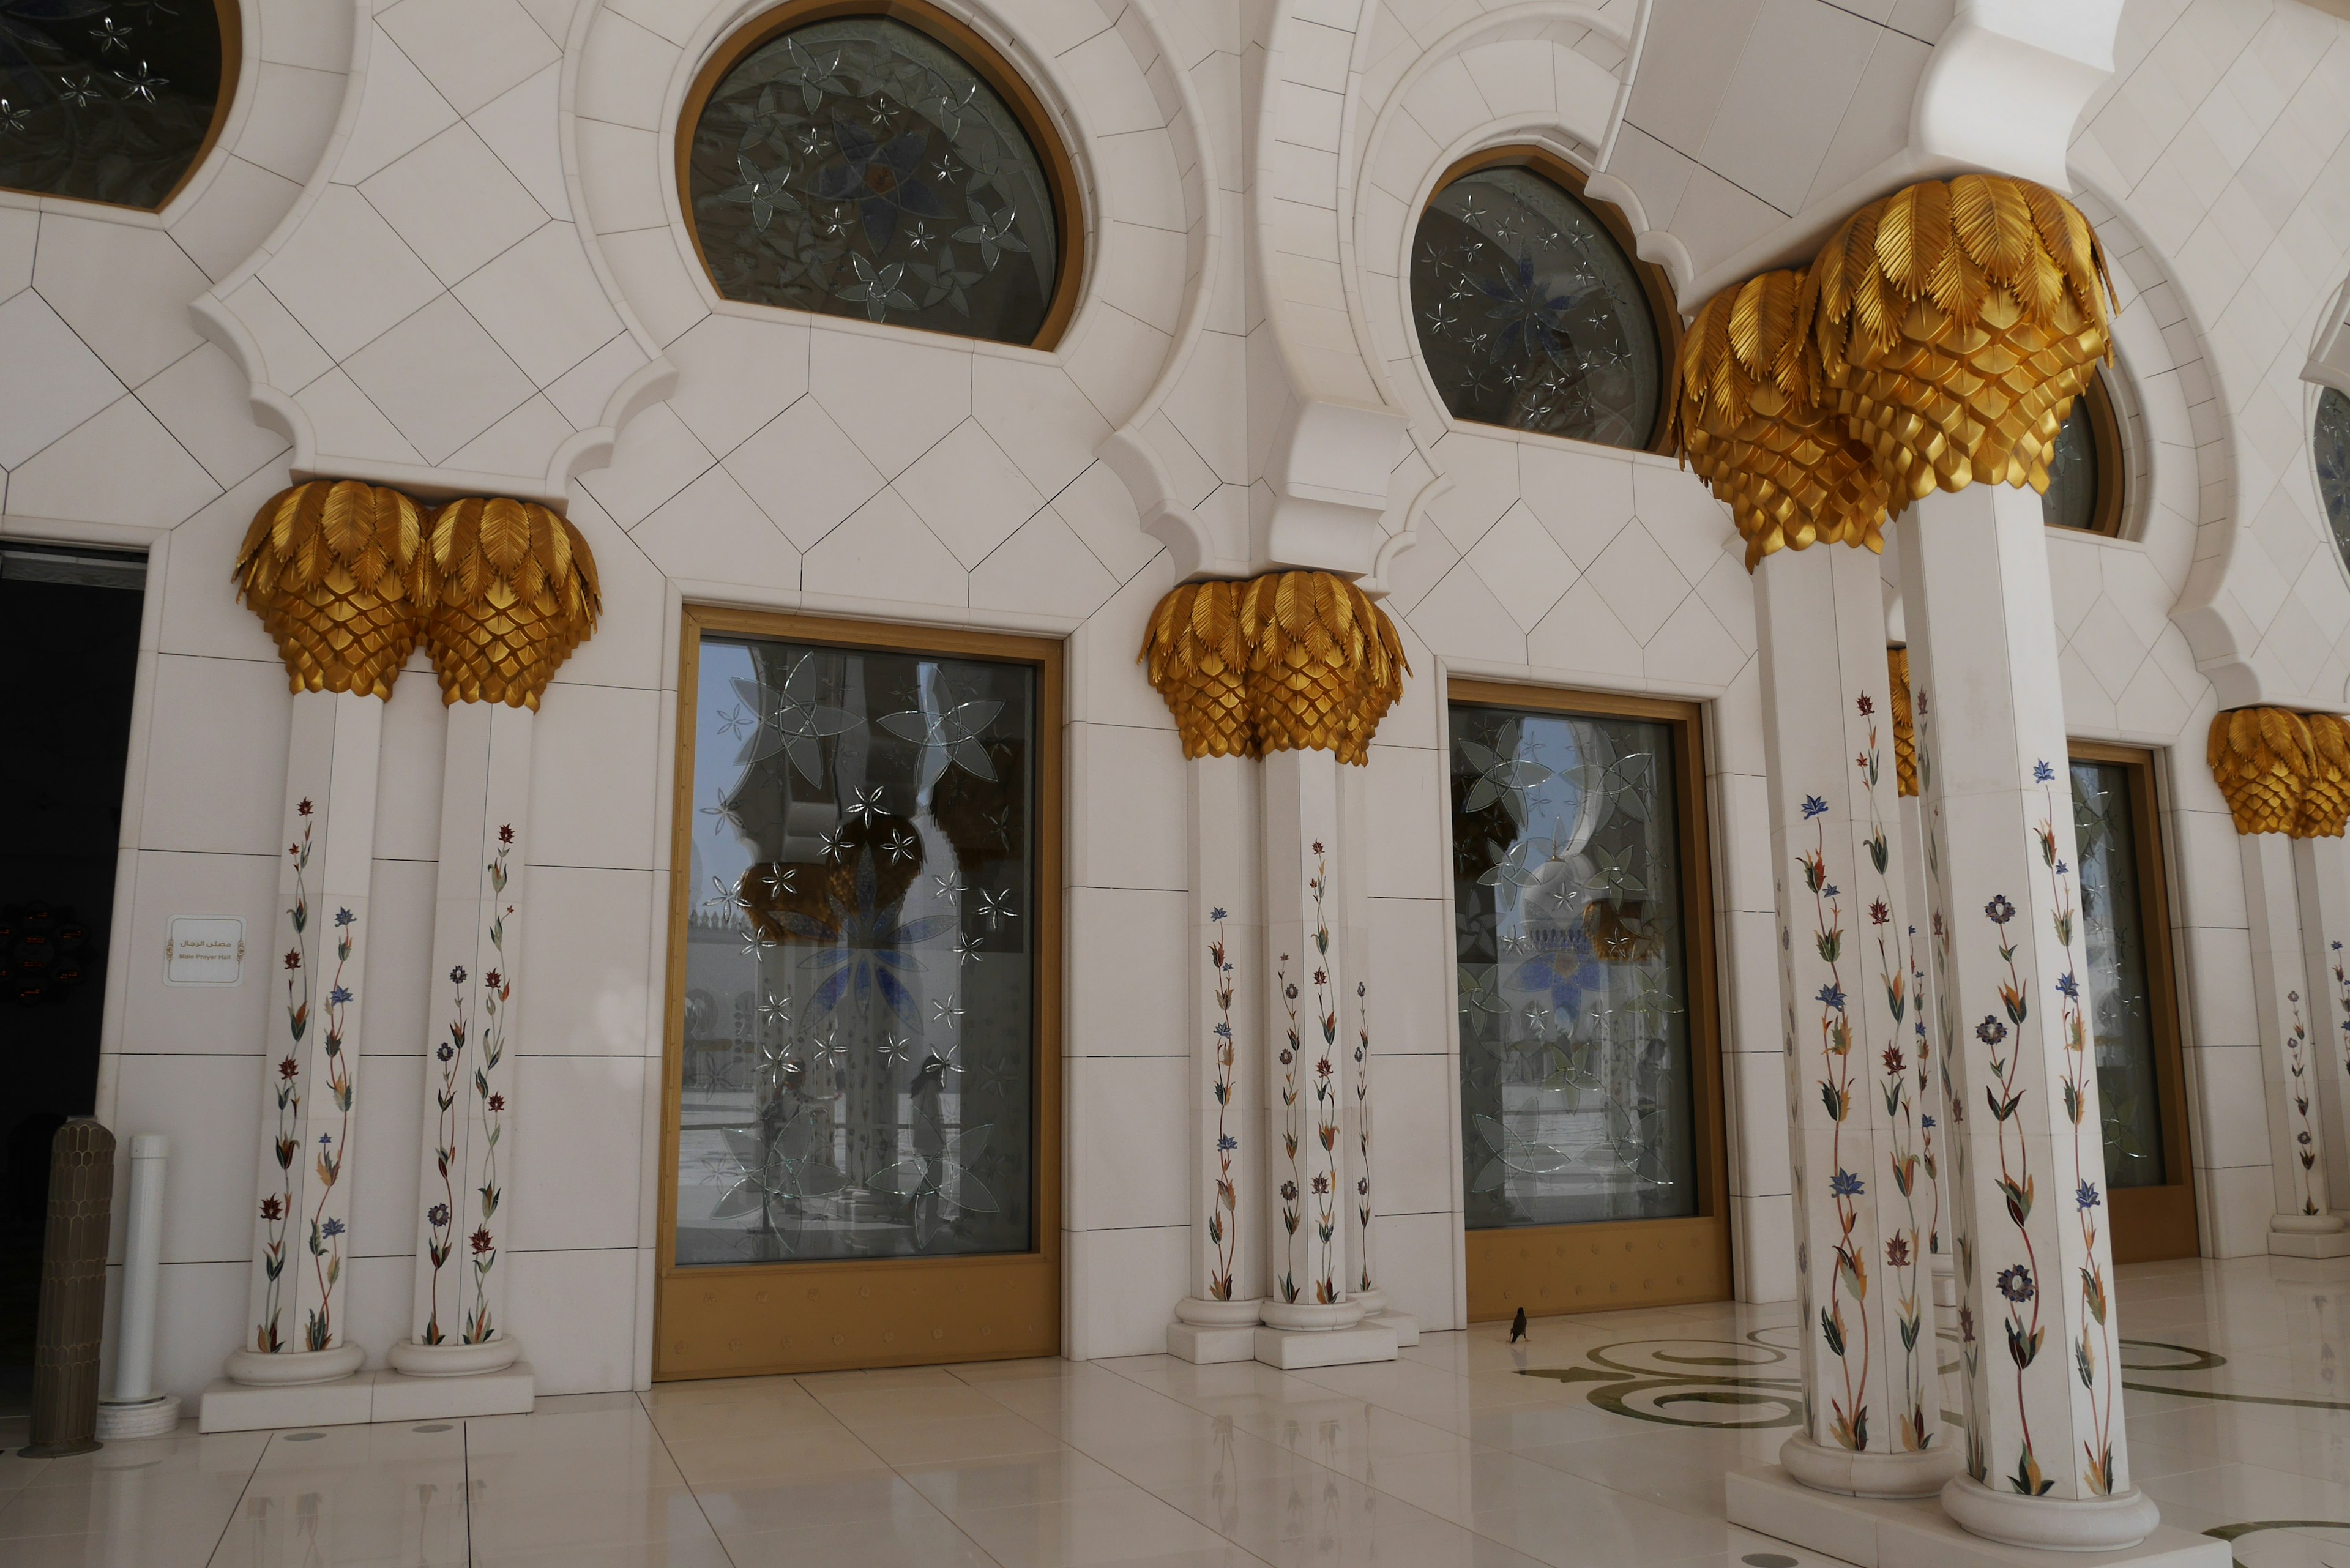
[2270,1215,2350,1258]
[1781,1431,1963,1499]
[94,1394,182,1440]
[386,1337,521,1376]
[1168,1321,1260,1364]
[1255,1323,1397,1370]
[1940,1474,2163,1553]
[1367,1311,1420,1346]
[199,1364,537,1432]
[1259,1299,1367,1331]
[1728,1465,2217,1567]
[223,1345,366,1387]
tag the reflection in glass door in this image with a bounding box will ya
[2069,745,2196,1262]
[657,610,1060,1377]
[1449,682,1729,1319]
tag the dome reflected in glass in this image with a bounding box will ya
[2320,386,2350,572]
[1410,166,1665,451]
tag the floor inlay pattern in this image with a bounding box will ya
[0,1256,2344,1566]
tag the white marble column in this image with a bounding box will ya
[2297,836,2350,1214]
[387,701,539,1391]
[1168,756,1267,1362]
[1254,746,1392,1368]
[2245,834,2348,1254]
[1897,484,2155,1549]
[226,690,384,1389]
[1753,543,1954,1499]
[1338,761,1416,1345]
[1895,784,1958,1313]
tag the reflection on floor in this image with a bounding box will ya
[1,1256,2345,1566]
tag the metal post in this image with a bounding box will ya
[96,1134,182,1438]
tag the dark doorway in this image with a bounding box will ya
[0,543,146,1415]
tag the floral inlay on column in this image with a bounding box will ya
[303,903,358,1354]
[1276,952,1304,1304]
[259,801,316,1354]
[1307,849,1341,1305]
[1353,980,1374,1295]
[1206,909,1239,1301]
[1796,791,1872,1449]
[2287,989,2318,1217]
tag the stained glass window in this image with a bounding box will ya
[684,12,1064,346]
[1411,164,1665,450]
[674,634,1037,1264]
[2319,386,2350,570]
[1450,700,1698,1226]
[2071,758,2165,1188]
[0,0,231,210]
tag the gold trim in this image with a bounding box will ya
[2208,707,2322,837]
[1804,174,2115,501]
[421,497,600,711]
[675,0,1086,352]
[1425,146,1683,456]
[1446,678,1731,1320]
[1887,646,1917,797]
[1140,572,1409,763]
[655,607,1064,1379]
[1668,266,1902,570]
[232,480,431,700]
[2068,741,2199,1263]
[0,0,242,214]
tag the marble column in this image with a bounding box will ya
[386,700,540,1394]
[2245,834,2350,1255]
[1891,651,1958,1313]
[1338,761,1416,1345]
[1254,746,1393,1368]
[226,690,384,1390]
[1168,756,1267,1362]
[2298,836,2350,1214]
[1897,483,2155,1549]
[1754,543,1955,1499]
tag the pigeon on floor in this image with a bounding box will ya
[1510,1307,1527,1343]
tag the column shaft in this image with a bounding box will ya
[1898,485,2155,1545]
[2298,837,2350,1211]
[237,690,382,1376]
[400,701,534,1364]
[1756,543,1951,1494]
[2244,834,2343,1245]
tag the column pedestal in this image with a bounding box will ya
[1727,1466,2221,1568]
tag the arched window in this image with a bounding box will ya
[0,0,237,211]
[681,2,1080,349]
[1409,150,1675,454]
[2043,370,2125,536]
[2319,386,2350,570]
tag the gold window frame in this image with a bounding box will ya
[1447,679,1732,1319]
[655,607,1064,1378]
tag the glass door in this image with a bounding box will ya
[657,609,1061,1377]
[1448,682,1729,1320]
[2068,744,2197,1263]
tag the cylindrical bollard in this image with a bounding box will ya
[97,1133,181,1439]
[24,1117,114,1457]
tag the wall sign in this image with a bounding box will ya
[165,917,244,985]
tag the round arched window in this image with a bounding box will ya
[0,0,236,211]
[2043,371,2125,535]
[2320,386,2350,570]
[682,5,1077,349]
[1409,154,1671,452]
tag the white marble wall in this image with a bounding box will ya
[4,0,2349,1397]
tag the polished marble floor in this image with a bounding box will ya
[4,1256,2348,1567]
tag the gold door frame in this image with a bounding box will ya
[655,607,1064,1378]
[1448,679,1733,1320]
[2068,740,2199,1263]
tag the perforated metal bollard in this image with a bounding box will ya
[23,1118,116,1457]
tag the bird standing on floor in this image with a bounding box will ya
[1510,1307,1527,1343]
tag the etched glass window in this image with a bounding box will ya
[2042,390,2102,532]
[2319,386,2350,570]
[684,13,1063,346]
[1451,701,1697,1226]
[674,635,1036,1264]
[0,0,231,210]
[1411,165,1665,450]
[2071,758,2165,1188]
